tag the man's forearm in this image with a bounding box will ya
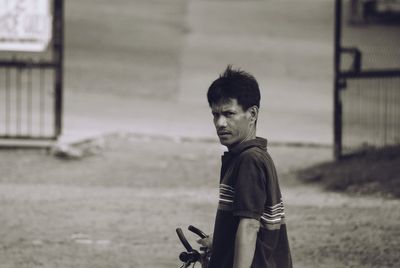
[233,218,260,268]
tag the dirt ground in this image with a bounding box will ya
[0,135,399,268]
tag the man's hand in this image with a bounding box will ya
[197,234,212,268]
[233,218,260,268]
[197,233,213,250]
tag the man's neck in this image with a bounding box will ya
[228,131,257,151]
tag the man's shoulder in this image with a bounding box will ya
[236,146,271,167]
[238,145,269,159]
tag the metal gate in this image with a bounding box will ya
[0,0,63,147]
[334,0,400,159]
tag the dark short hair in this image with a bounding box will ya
[207,65,261,110]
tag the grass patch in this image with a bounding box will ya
[297,145,400,198]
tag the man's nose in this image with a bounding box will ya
[215,115,227,128]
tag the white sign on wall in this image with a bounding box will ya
[0,0,52,52]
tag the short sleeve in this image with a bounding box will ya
[232,152,267,220]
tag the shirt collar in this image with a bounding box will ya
[226,137,268,156]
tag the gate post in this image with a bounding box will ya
[53,0,64,138]
[334,0,343,160]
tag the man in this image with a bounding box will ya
[199,66,292,268]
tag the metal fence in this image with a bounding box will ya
[0,0,64,146]
[334,0,400,159]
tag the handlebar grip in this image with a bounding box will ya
[176,228,193,252]
[188,225,207,239]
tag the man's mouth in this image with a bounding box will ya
[217,131,231,137]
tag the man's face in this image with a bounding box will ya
[211,98,254,149]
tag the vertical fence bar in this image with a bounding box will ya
[379,80,389,146]
[395,79,398,143]
[391,79,396,143]
[40,68,45,136]
[368,80,373,146]
[5,68,10,135]
[356,80,361,148]
[389,79,396,143]
[372,79,376,145]
[334,0,343,159]
[53,0,64,138]
[28,68,33,135]
[378,80,381,145]
[396,79,399,143]
[16,68,21,135]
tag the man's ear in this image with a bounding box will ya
[248,106,259,122]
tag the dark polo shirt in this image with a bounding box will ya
[208,137,292,268]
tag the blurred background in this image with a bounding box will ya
[0,0,399,267]
[1,0,335,145]
[62,0,333,145]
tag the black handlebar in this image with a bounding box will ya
[188,225,208,239]
[176,225,209,266]
[176,228,193,252]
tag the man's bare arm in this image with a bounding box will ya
[233,218,260,268]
